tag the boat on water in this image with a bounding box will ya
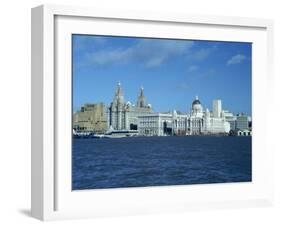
[104,130,139,138]
[73,129,139,138]
[72,129,103,139]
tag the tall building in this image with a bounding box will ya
[136,87,147,108]
[107,82,126,130]
[73,103,107,133]
[213,99,222,118]
[108,82,153,130]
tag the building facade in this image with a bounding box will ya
[108,82,153,131]
[213,99,222,118]
[236,114,249,130]
[138,96,231,136]
[224,111,237,130]
[73,103,107,133]
[138,111,189,136]
[73,83,249,136]
[188,96,230,135]
[188,97,205,134]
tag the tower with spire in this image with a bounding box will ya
[136,87,147,108]
[108,82,153,131]
[108,82,126,130]
[112,81,124,106]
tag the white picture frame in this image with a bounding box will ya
[31,4,274,221]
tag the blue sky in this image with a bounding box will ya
[73,35,252,115]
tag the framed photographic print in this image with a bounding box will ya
[31,4,274,221]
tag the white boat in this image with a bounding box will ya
[73,129,92,138]
[104,130,139,138]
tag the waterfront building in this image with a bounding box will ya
[236,114,249,130]
[73,82,248,136]
[188,97,230,135]
[213,99,222,118]
[204,110,230,134]
[188,96,205,134]
[224,110,237,130]
[172,110,189,135]
[137,111,189,136]
[138,96,230,136]
[108,82,153,131]
[73,103,107,133]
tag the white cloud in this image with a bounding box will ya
[227,54,246,65]
[191,45,217,61]
[86,39,194,68]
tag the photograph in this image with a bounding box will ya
[72,34,252,190]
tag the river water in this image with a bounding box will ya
[72,136,252,190]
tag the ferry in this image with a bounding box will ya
[104,130,139,138]
[73,129,139,138]
[73,129,104,139]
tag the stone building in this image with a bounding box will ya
[137,111,188,136]
[73,82,241,136]
[73,103,107,133]
[108,82,153,130]
[188,96,230,135]
[188,96,205,134]
[137,96,231,136]
[224,111,236,130]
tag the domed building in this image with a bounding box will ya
[192,96,203,114]
[74,82,232,136]
[137,95,231,136]
[189,96,204,134]
[188,96,230,135]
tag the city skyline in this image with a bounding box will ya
[73,35,252,115]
